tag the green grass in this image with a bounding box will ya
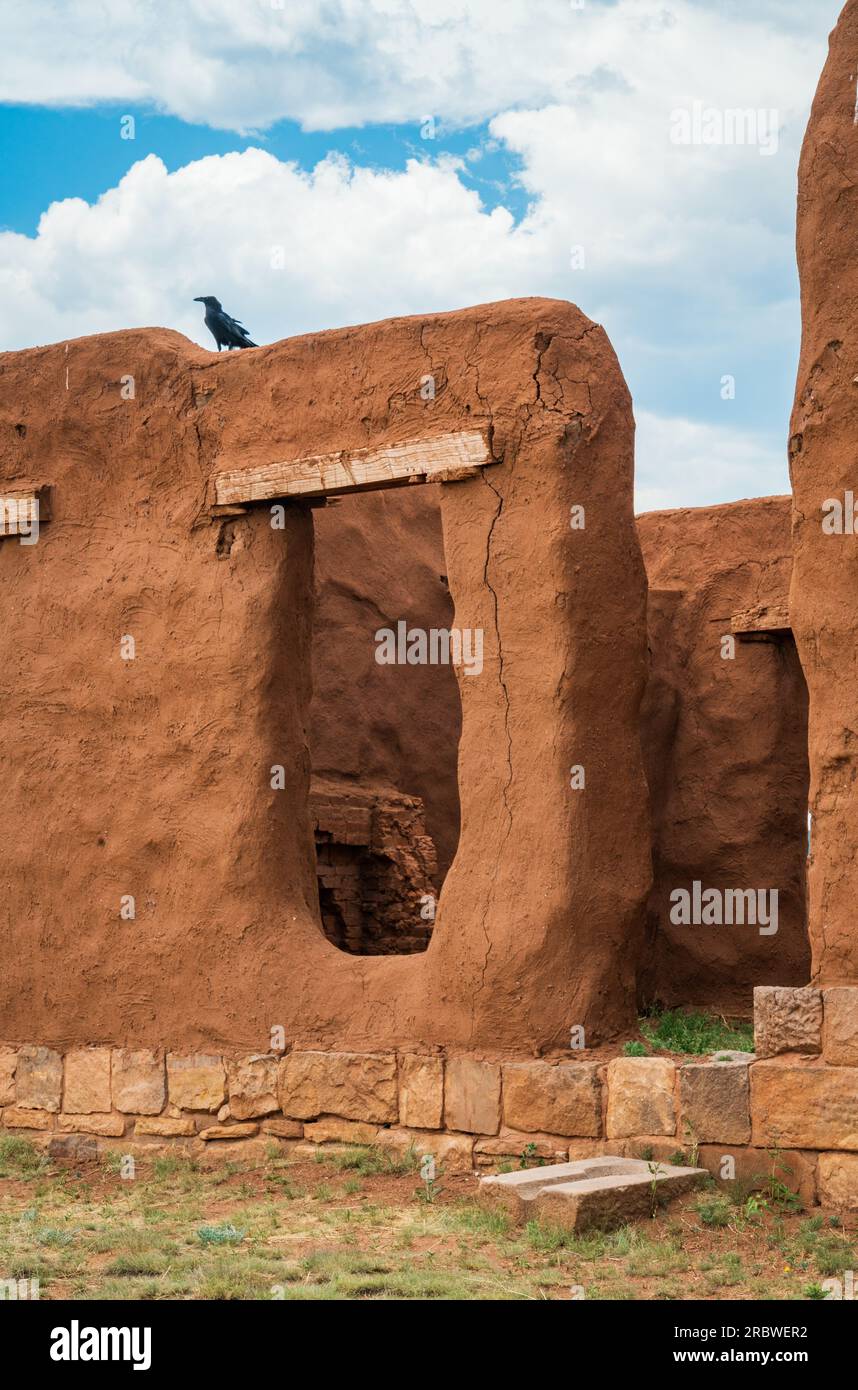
[637,1009,754,1056]
[2,1142,855,1302]
[0,1137,51,1179]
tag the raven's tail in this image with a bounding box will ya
[241,339,258,348]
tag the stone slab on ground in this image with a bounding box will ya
[479,1156,705,1231]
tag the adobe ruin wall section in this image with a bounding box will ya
[0,297,651,1054]
[789,0,858,986]
[638,497,809,1011]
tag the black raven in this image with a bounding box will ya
[193,296,257,350]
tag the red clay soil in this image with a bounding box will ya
[789,0,858,985]
[0,297,651,1053]
[638,497,810,1011]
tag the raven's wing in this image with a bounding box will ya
[215,309,256,347]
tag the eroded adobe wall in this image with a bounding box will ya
[0,297,651,1052]
[789,0,858,984]
[638,497,809,1012]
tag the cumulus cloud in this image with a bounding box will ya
[0,0,843,507]
[0,0,842,132]
[634,410,787,512]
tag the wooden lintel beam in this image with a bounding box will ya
[213,429,494,507]
[731,603,791,639]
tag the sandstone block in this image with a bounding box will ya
[480,1157,704,1231]
[278,1051,397,1123]
[444,1058,500,1135]
[751,1061,858,1149]
[193,1136,274,1166]
[166,1053,225,1112]
[697,1144,817,1209]
[49,1134,98,1161]
[376,1126,474,1174]
[502,1062,602,1137]
[754,986,822,1058]
[2,1108,52,1130]
[398,1055,443,1129]
[474,1129,569,1164]
[261,1117,303,1139]
[135,1115,196,1138]
[64,1049,111,1114]
[198,1123,259,1141]
[0,1048,16,1105]
[679,1060,750,1144]
[822,988,858,1067]
[111,1050,165,1115]
[606,1058,676,1138]
[303,1116,378,1145]
[15,1045,62,1111]
[227,1055,280,1120]
[817,1153,858,1210]
[57,1113,125,1137]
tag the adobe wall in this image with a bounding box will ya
[311,489,811,1010]
[0,296,651,1053]
[638,497,810,1011]
[789,0,858,985]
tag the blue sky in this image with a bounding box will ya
[0,106,531,238]
[0,0,845,510]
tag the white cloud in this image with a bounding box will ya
[634,410,787,513]
[0,0,843,132]
[0,0,845,507]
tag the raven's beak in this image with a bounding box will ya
[193,297,204,303]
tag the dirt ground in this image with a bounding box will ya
[0,1137,854,1301]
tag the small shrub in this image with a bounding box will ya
[197,1223,245,1246]
[695,1194,732,1228]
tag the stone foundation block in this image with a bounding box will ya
[376,1126,474,1174]
[278,1051,397,1123]
[64,1049,112,1115]
[135,1115,197,1138]
[111,1050,165,1115]
[754,986,822,1058]
[679,1059,750,1144]
[261,1117,303,1139]
[166,1054,226,1113]
[57,1113,125,1137]
[0,1048,16,1106]
[198,1122,259,1141]
[444,1058,500,1135]
[751,1061,858,1149]
[398,1055,443,1129]
[227,1055,280,1120]
[606,1058,676,1138]
[2,1107,52,1130]
[502,1062,603,1137]
[303,1116,379,1145]
[817,1153,858,1209]
[822,988,858,1067]
[696,1144,817,1208]
[15,1045,62,1112]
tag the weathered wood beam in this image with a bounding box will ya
[213,429,494,506]
[731,602,791,639]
